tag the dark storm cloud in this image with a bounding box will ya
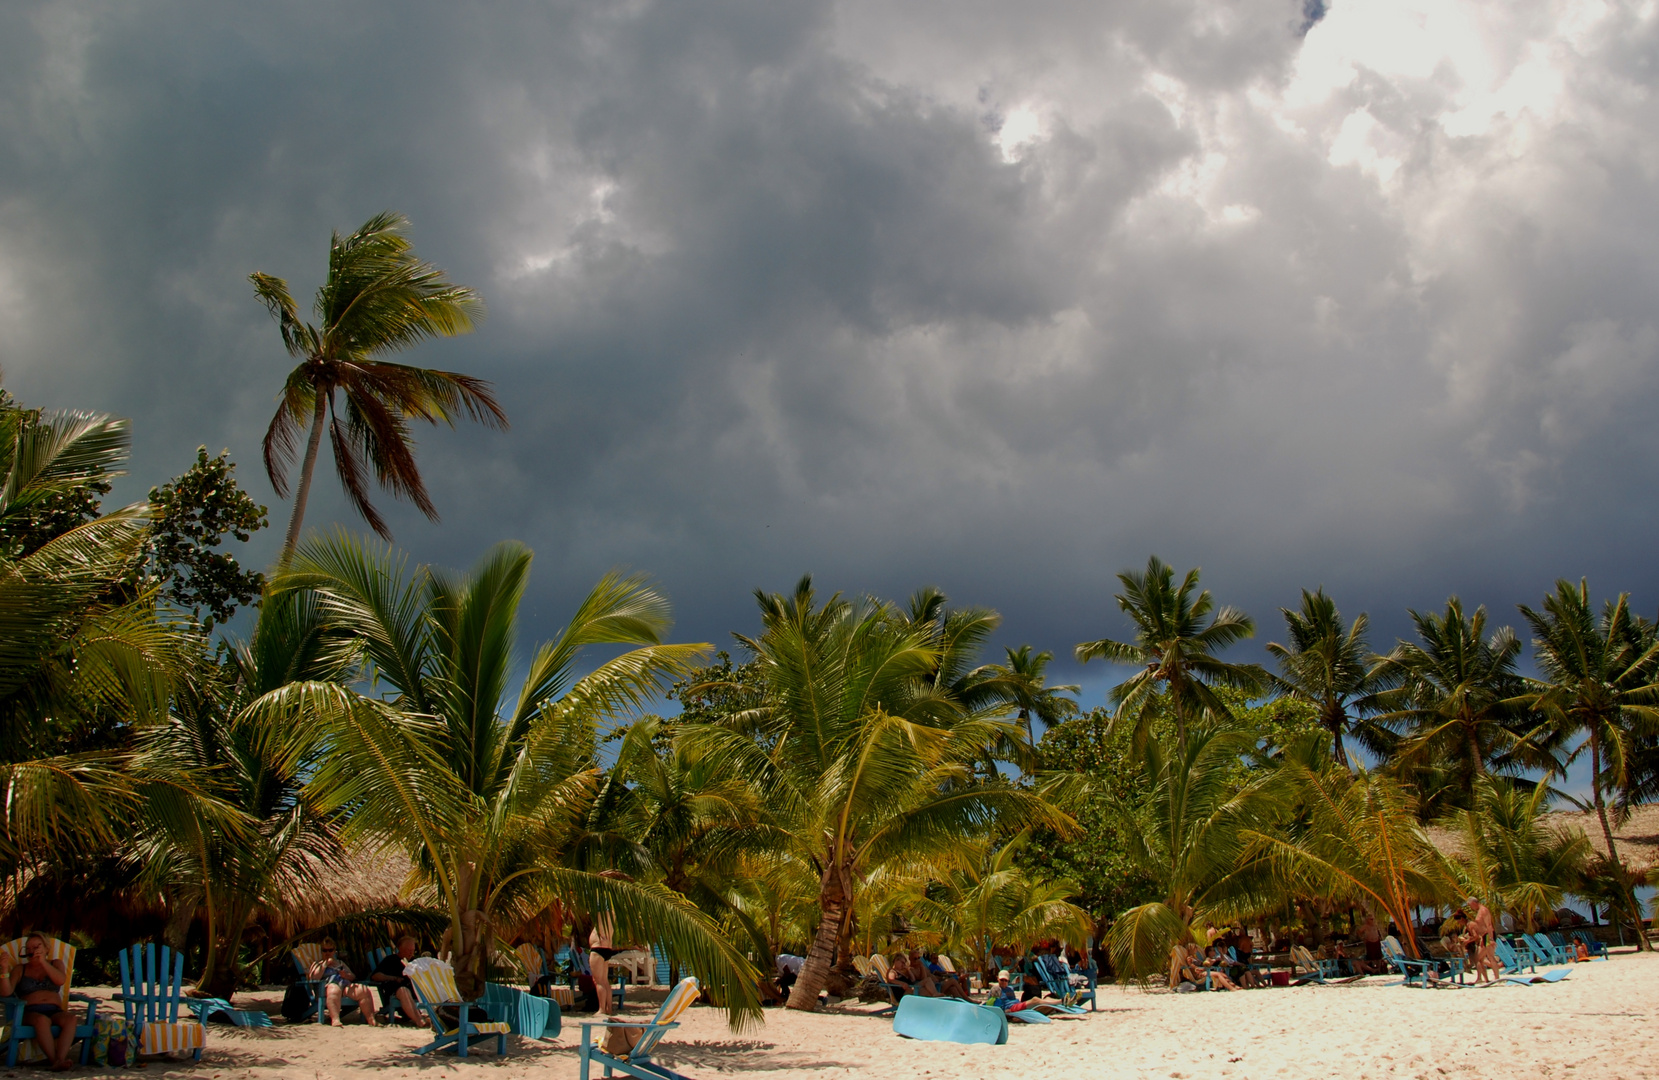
[2,0,1657,687]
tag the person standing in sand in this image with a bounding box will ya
[1358,913,1384,975]
[589,916,619,1015]
[1464,898,1497,983]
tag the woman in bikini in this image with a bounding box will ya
[589,917,619,1016]
[0,934,78,1070]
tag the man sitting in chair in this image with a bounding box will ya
[308,938,378,1026]
[369,936,429,1028]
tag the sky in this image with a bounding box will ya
[2,0,1658,707]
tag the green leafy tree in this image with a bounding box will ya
[1516,580,1659,951]
[272,532,761,1020]
[1075,555,1266,749]
[251,212,506,558]
[146,448,269,631]
[680,577,1063,1011]
[1450,777,1590,935]
[1266,588,1391,769]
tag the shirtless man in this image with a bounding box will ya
[1464,898,1497,983]
[589,916,619,1015]
[1358,913,1384,975]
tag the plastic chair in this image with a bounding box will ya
[116,944,205,1061]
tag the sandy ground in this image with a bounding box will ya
[23,950,1657,1080]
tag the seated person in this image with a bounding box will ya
[1201,945,1239,991]
[991,969,1080,1013]
[775,952,804,996]
[922,953,972,999]
[886,952,929,997]
[369,936,429,1028]
[1574,938,1591,962]
[1228,928,1260,988]
[0,934,77,1071]
[308,938,378,1026]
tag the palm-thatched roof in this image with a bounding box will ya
[266,845,423,937]
[1425,804,1659,873]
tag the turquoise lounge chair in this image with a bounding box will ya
[1036,958,1095,1011]
[185,997,273,1028]
[481,981,560,1041]
[1525,933,1572,965]
[893,995,1008,1045]
[407,959,510,1058]
[578,977,700,1080]
[1493,940,1534,975]
[1379,939,1442,988]
[1504,968,1571,985]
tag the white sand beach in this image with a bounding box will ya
[51,950,1658,1080]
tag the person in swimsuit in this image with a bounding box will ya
[0,934,77,1070]
[589,916,618,1016]
[1464,898,1498,983]
[1359,913,1384,974]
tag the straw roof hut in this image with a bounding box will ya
[1425,804,1659,874]
[264,844,424,941]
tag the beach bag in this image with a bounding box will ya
[281,980,315,1022]
[601,1024,645,1056]
[1175,980,1198,993]
[92,1013,133,1067]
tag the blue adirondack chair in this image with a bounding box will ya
[1571,930,1609,959]
[579,977,700,1080]
[117,944,206,1061]
[292,943,359,1025]
[1525,933,1572,965]
[365,946,398,1023]
[652,943,671,987]
[407,959,511,1058]
[1,935,98,1066]
[1379,938,1444,988]
[1035,956,1094,1011]
[1493,939,1534,975]
[480,981,560,1041]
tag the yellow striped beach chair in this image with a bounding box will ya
[407,958,510,1058]
[0,935,97,1066]
[117,944,205,1061]
[578,976,700,1080]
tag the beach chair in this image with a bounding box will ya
[0,934,97,1066]
[851,955,872,979]
[893,994,1008,1045]
[652,943,671,987]
[1525,933,1572,965]
[1289,946,1333,985]
[116,943,206,1062]
[1379,938,1441,988]
[1571,930,1608,960]
[407,958,511,1058]
[578,976,700,1080]
[185,996,274,1028]
[1493,940,1534,975]
[1035,957,1094,1011]
[292,942,359,1024]
[515,943,548,988]
[867,955,909,1017]
[481,981,561,1041]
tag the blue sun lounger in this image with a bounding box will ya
[893,995,1009,1045]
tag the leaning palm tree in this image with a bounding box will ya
[1246,749,1458,957]
[270,532,762,1022]
[251,212,506,558]
[1266,588,1391,769]
[1075,556,1266,749]
[1516,580,1659,951]
[1364,598,1531,808]
[680,577,1066,1011]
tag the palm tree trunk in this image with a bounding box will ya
[280,393,329,563]
[1589,728,1651,951]
[788,860,849,1011]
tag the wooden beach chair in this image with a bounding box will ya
[407,958,511,1058]
[851,955,872,979]
[1290,945,1332,984]
[0,934,97,1066]
[1035,958,1093,1011]
[578,976,700,1080]
[1525,933,1572,965]
[117,943,206,1062]
[1379,938,1441,988]
[515,943,548,989]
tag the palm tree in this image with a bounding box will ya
[1451,778,1590,935]
[270,532,762,1020]
[1266,589,1390,769]
[680,577,1065,1011]
[131,588,365,994]
[1516,580,1659,951]
[251,212,506,558]
[1075,556,1266,748]
[1364,598,1531,807]
[1103,723,1285,981]
[988,646,1079,745]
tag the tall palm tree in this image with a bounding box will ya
[1266,588,1390,769]
[1075,556,1266,748]
[1103,723,1285,981]
[1363,598,1531,807]
[251,212,506,559]
[271,532,762,1020]
[988,645,1079,745]
[680,577,1064,1011]
[1516,580,1659,951]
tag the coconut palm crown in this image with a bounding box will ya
[251,212,505,558]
